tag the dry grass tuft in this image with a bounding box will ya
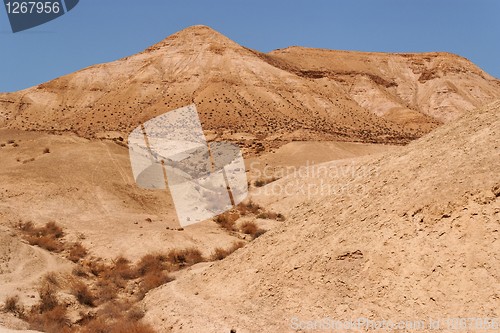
[135,254,166,276]
[3,295,23,315]
[237,200,262,215]
[254,177,278,187]
[68,242,87,262]
[37,282,59,313]
[18,221,65,252]
[138,271,173,299]
[214,212,239,231]
[253,229,267,239]
[240,221,258,235]
[257,211,286,221]
[71,281,95,307]
[166,248,204,268]
[211,242,245,261]
[29,305,70,333]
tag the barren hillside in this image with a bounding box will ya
[1,26,498,147]
[143,100,500,332]
[269,47,500,125]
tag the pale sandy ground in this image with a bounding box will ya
[142,100,500,332]
[246,141,397,183]
[0,128,394,331]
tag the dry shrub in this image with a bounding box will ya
[72,266,88,278]
[257,211,285,221]
[135,254,166,277]
[43,147,50,154]
[43,272,59,287]
[127,306,145,321]
[29,305,70,333]
[214,212,239,231]
[211,242,245,261]
[37,282,59,313]
[237,201,262,215]
[240,221,258,235]
[29,282,70,332]
[68,242,87,262]
[93,256,136,298]
[18,221,34,232]
[42,221,64,238]
[112,256,137,280]
[95,281,119,303]
[166,248,204,268]
[3,295,22,315]
[254,177,278,187]
[71,281,95,307]
[86,259,107,277]
[79,317,109,333]
[139,271,173,299]
[18,221,64,253]
[28,235,64,252]
[97,301,131,322]
[253,229,267,239]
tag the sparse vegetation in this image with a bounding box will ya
[43,147,50,154]
[138,270,173,299]
[240,221,258,235]
[68,242,87,262]
[237,200,262,215]
[80,318,156,333]
[29,304,70,333]
[214,212,239,231]
[257,211,285,221]
[166,247,204,268]
[211,242,245,261]
[3,295,23,315]
[13,219,261,332]
[17,221,65,252]
[253,229,267,239]
[36,282,59,313]
[71,281,95,307]
[254,177,278,187]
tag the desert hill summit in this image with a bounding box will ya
[270,47,500,123]
[1,25,499,145]
[143,99,500,332]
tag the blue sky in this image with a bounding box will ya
[0,0,498,92]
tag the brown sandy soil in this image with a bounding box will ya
[0,128,396,331]
[142,100,500,332]
[0,129,243,262]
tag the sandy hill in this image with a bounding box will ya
[1,26,498,146]
[269,47,500,125]
[0,129,396,331]
[143,100,500,332]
